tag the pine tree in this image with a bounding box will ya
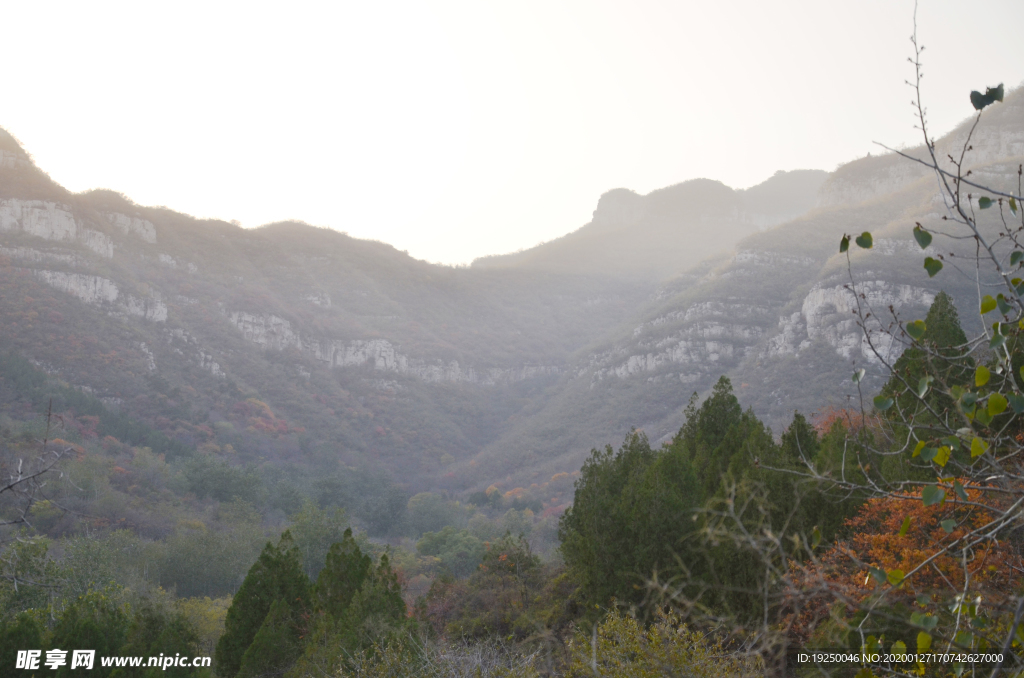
[313,528,371,620]
[215,532,309,678]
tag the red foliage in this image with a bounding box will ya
[785,482,1023,642]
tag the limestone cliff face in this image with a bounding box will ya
[590,301,771,383]
[227,311,558,385]
[33,270,167,322]
[104,213,157,244]
[0,199,113,258]
[0,150,31,170]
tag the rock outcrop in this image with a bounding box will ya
[0,199,113,258]
[33,270,167,322]
[227,311,558,385]
[105,213,157,244]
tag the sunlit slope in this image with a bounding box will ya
[456,88,1024,489]
[471,170,827,282]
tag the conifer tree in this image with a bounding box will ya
[215,532,309,678]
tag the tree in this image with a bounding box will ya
[670,22,1024,672]
[215,532,310,678]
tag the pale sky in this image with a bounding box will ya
[4,1,1023,265]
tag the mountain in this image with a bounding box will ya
[1,88,1021,504]
[471,169,827,282]
[457,87,1024,488]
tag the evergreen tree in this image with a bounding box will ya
[313,528,371,619]
[0,613,43,675]
[49,591,130,678]
[215,532,309,678]
[559,431,698,611]
[236,599,304,678]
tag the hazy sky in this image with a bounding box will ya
[4,1,1023,265]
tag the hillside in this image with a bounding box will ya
[2,87,1022,505]
[471,169,828,282]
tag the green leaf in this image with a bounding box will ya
[942,519,956,533]
[917,376,932,398]
[1012,251,1024,266]
[975,408,993,426]
[888,568,905,586]
[913,225,932,249]
[919,447,937,462]
[852,368,866,384]
[997,294,1012,315]
[873,395,894,411]
[976,365,991,387]
[891,640,907,656]
[981,295,997,314]
[855,231,873,249]
[811,525,821,550]
[869,567,887,585]
[934,446,951,467]
[917,631,932,652]
[979,196,994,209]
[988,393,1008,417]
[906,320,926,340]
[912,441,926,458]
[990,330,1007,350]
[971,437,988,458]
[962,391,978,407]
[922,485,946,506]
[1006,393,1024,413]
[924,257,943,277]
[912,612,939,631]
[953,480,969,501]
[839,235,849,253]
[899,515,912,536]
[1010,197,1018,215]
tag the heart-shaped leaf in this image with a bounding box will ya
[953,480,968,501]
[942,519,956,533]
[922,484,946,506]
[856,231,873,249]
[988,393,1008,417]
[912,441,927,458]
[891,640,907,656]
[839,235,849,253]
[852,368,866,384]
[919,447,938,462]
[869,567,887,585]
[934,446,951,467]
[997,294,1012,315]
[979,196,994,209]
[873,395,894,411]
[976,365,991,387]
[913,225,932,249]
[1006,393,1024,413]
[924,257,943,277]
[906,320,926,340]
[888,568,905,586]
[917,631,932,652]
[971,437,988,458]
[981,295,997,314]
[990,331,1007,350]
[1012,250,1024,266]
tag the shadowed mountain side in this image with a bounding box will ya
[471,170,828,282]
[455,88,1024,490]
